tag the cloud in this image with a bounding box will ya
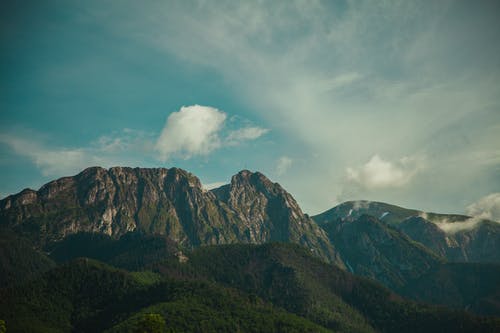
[121,1,500,214]
[276,156,293,176]
[0,130,153,177]
[94,128,155,153]
[466,193,500,222]
[434,217,484,234]
[0,106,269,179]
[0,134,87,176]
[155,105,226,161]
[3,1,500,215]
[226,126,269,145]
[346,154,425,190]
[155,105,269,161]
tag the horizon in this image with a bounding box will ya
[1,1,499,218]
[0,164,490,219]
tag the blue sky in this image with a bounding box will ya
[1,0,500,218]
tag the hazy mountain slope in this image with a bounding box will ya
[313,200,500,263]
[313,200,470,226]
[399,262,500,316]
[319,215,443,290]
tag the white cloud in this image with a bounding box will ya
[0,130,153,177]
[0,134,91,176]
[4,1,500,215]
[155,105,269,160]
[155,105,226,161]
[346,154,425,189]
[434,217,484,234]
[95,128,155,153]
[119,1,500,214]
[466,193,500,222]
[226,126,269,144]
[276,156,293,176]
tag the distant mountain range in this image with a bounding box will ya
[1,166,499,332]
[313,200,500,264]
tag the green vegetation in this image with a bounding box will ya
[0,231,55,287]
[1,233,499,332]
[47,232,180,271]
[0,257,332,333]
[153,243,500,333]
[400,262,500,316]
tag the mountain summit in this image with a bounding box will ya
[0,167,341,265]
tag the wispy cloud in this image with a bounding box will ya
[2,1,500,214]
[466,193,500,222]
[0,133,88,176]
[119,1,499,212]
[276,156,293,176]
[226,127,269,145]
[1,105,269,178]
[434,217,484,234]
[0,130,152,177]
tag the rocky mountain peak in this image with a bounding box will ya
[0,167,341,265]
[230,170,276,192]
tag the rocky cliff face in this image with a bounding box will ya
[212,170,343,266]
[0,167,341,265]
[0,167,238,247]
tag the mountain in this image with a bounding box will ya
[0,231,55,288]
[0,167,339,264]
[400,262,500,316]
[0,257,331,333]
[211,170,342,266]
[318,214,443,290]
[313,200,500,263]
[47,232,181,271]
[2,166,500,330]
[3,243,498,333]
[153,243,500,333]
[313,200,470,226]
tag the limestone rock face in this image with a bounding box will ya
[212,170,343,266]
[0,167,235,247]
[0,167,341,265]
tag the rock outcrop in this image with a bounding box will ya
[0,167,341,264]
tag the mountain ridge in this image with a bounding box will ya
[0,166,341,265]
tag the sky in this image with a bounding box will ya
[1,0,500,218]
